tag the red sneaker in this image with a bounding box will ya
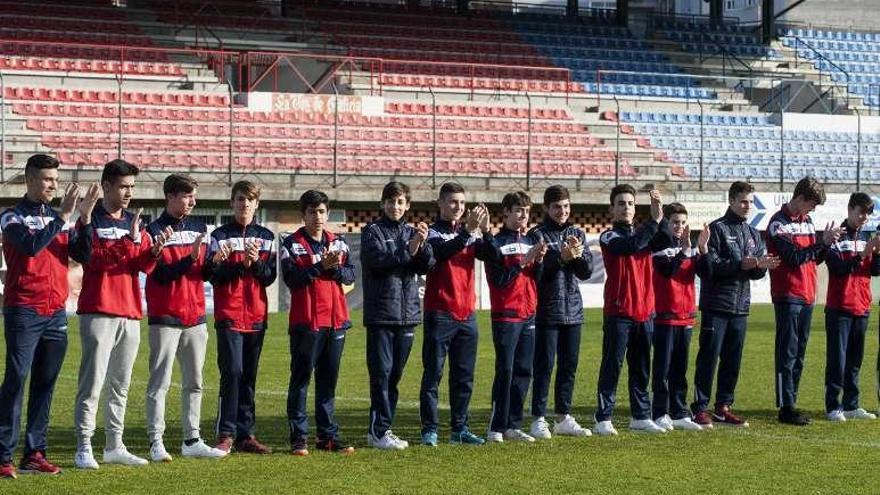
[18,452,61,475]
[693,410,714,429]
[0,462,16,479]
[234,436,272,454]
[215,435,234,454]
[712,404,749,427]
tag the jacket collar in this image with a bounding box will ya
[379,214,406,228]
[724,208,747,223]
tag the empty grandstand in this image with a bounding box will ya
[0,0,876,230]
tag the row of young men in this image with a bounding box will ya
[1,154,876,478]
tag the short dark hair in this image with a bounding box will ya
[25,153,59,178]
[381,181,411,203]
[849,192,874,213]
[728,181,755,200]
[231,180,260,201]
[300,189,330,213]
[664,202,688,218]
[163,174,198,196]
[101,159,139,185]
[502,191,532,211]
[609,184,636,205]
[438,182,465,200]
[792,177,826,205]
[543,184,570,205]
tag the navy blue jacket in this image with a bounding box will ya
[529,218,593,325]
[360,214,434,327]
[697,208,767,315]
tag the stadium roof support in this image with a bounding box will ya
[761,0,777,43]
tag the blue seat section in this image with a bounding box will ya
[511,19,717,100]
[780,27,880,106]
[620,111,876,182]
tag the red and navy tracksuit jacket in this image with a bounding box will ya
[78,203,157,319]
[484,227,541,323]
[652,239,699,327]
[767,205,826,305]
[145,211,208,327]
[280,227,354,332]
[205,220,276,332]
[424,219,493,321]
[0,195,91,315]
[825,221,880,317]
[600,219,670,323]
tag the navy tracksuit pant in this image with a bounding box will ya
[595,316,653,422]
[652,324,693,420]
[824,309,868,413]
[420,312,478,434]
[691,310,747,413]
[288,327,347,441]
[489,318,535,433]
[774,302,813,408]
[366,325,415,438]
[216,327,265,440]
[0,308,68,463]
[531,322,581,419]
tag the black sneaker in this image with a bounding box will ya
[316,437,355,454]
[291,437,309,457]
[779,406,811,426]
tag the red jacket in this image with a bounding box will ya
[0,196,91,315]
[767,205,826,305]
[78,203,156,319]
[280,228,354,331]
[205,220,276,333]
[600,219,670,323]
[145,211,208,327]
[485,227,540,322]
[825,222,880,316]
[652,243,698,326]
[424,219,492,321]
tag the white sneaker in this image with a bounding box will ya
[826,409,847,422]
[629,418,667,434]
[150,441,172,462]
[553,415,591,437]
[503,429,535,443]
[74,444,99,470]
[671,417,704,431]
[529,417,552,439]
[843,408,877,420]
[654,415,674,431]
[181,439,228,458]
[592,420,618,436]
[486,431,504,443]
[367,430,408,450]
[103,446,149,466]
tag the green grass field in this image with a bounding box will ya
[3,306,880,494]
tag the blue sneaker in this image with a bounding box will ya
[449,429,485,445]
[421,431,439,447]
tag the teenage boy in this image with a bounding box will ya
[361,182,434,450]
[144,174,226,461]
[0,154,98,478]
[74,159,164,469]
[529,185,593,439]
[651,203,709,432]
[485,191,546,443]
[593,186,670,435]
[282,190,356,456]
[824,192,880,422]
[206,180,276,454]
[691,181,780,428]
[767,177,840,426]
[420,182,492,446]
